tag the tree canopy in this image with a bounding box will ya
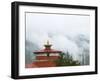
[55,52,80,66]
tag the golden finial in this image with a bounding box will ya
[47,40,49,45]
[44,40,52,49]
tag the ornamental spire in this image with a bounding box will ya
[44,40,52,50]
[47,40,50,45]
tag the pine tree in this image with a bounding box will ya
[55,52,80,66]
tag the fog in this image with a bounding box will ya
[25,13,90,65]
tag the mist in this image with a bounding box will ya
[25,12,90,65]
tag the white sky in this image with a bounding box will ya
[26,13,90,35]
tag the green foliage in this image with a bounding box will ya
[55,52,80,66]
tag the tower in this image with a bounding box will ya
[33,40,62,67]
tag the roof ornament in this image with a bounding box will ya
[47,40,50,45]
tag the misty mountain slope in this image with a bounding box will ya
[47,33,90,65]
[74,34,90,65]
[25,40,39,64]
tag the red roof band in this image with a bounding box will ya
[34,49,62,54]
